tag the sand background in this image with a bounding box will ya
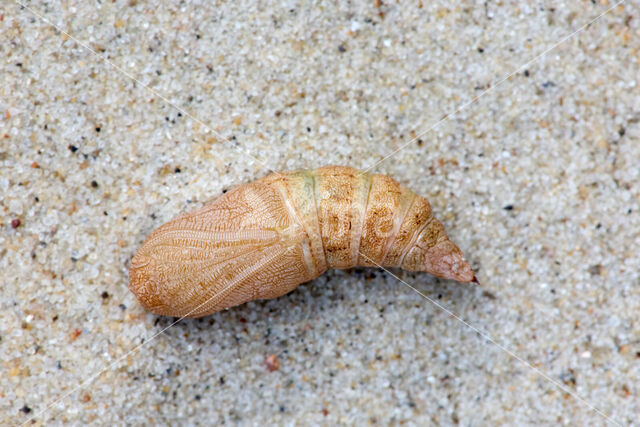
[1,0,639,425]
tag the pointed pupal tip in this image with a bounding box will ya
[425,241,476,284]
[471,275,481,286]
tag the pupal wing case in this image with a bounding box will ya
[129,166,476,317]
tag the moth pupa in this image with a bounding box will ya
[129,166,476,317]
